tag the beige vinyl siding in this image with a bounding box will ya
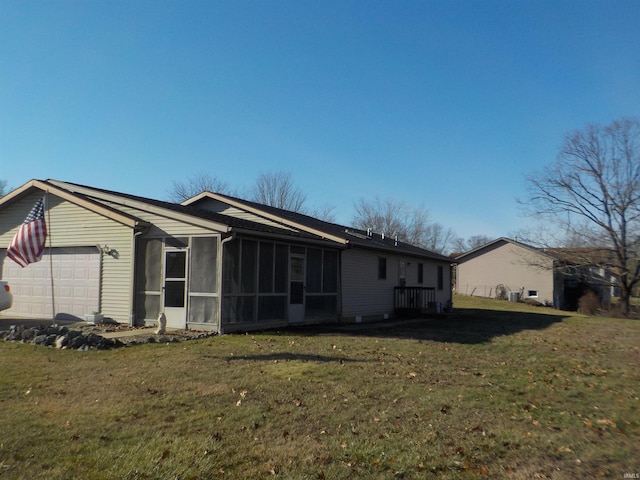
[341,248,453,320]
[188,198,296,231]
[98,200,226,237]
[457,241,554,304]
[341,248,398,319]
[413,260,452,306]
[0,193,135,323]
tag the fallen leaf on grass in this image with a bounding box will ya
[596,418,617,429]
[267,465,280,475]
[236,389,248,406]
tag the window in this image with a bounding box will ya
[417,263,424,284]
[528,290,538,298]
[399,261,407,286]
[378,257,387,280]
[437,265,444,290]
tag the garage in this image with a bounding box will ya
[1,246,101,320]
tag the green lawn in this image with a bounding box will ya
[1,295,638,479]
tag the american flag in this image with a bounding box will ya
[7,198,48,268]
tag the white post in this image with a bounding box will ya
[45,191,56,323]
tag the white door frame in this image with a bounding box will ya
[163,247,188,329]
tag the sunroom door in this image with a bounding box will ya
[288,253,305,323]
[164,249,187,329]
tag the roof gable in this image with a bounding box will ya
[0,179,145,229]
[41,180,330,242]
[455,237,556,263]
[185,192,454,262]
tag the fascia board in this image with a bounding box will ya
[230,227,348,248]
[48,180,230,233]
[0,180,145,229]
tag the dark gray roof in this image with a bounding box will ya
[204,192,454,263]
[41,180,330,243]
[39,180,453,262]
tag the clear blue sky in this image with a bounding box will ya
[1,0,638,239]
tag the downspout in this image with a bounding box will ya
[337,243,348,323]
[218,231,236,335]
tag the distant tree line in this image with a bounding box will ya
[167,171,489,255]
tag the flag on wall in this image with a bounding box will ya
[7,198,48,268]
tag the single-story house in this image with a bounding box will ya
[0,179,454,332]
[454,237,613,310]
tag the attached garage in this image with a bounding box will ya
[1,179,455,331]
[1,246,101,320]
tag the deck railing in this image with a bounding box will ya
[394,286,437,316]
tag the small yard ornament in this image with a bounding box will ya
[156,312,166,335]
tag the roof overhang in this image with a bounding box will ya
[0,180,148,230]
[46,180,230,233]
[183,192,349,245]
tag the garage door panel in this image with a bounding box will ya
[1,247,101,320]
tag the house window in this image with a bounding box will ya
[378,257,387,280]
[418,263,424,284]
[528,290,538,298]
[399,261,407,286]
[437,265,444,290]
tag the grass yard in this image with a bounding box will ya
[1,295,639,479]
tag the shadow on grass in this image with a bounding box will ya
[223,352,361,363]
[274,307,572,345]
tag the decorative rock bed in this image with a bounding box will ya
[0,324,216,350]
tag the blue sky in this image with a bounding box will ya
[1,0,638,240]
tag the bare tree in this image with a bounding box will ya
[167,171,337,220]
[252,172,307,212]
[167,172,232,202]
[352,196,455,254]
[452,235,494,254]
[523,117,640,315]
[0,179,7,198]
[308,203,337,223]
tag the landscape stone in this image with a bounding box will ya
[55,335,69,349]
[3,323,215,350]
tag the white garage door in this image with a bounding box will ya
[1,247,101,320]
